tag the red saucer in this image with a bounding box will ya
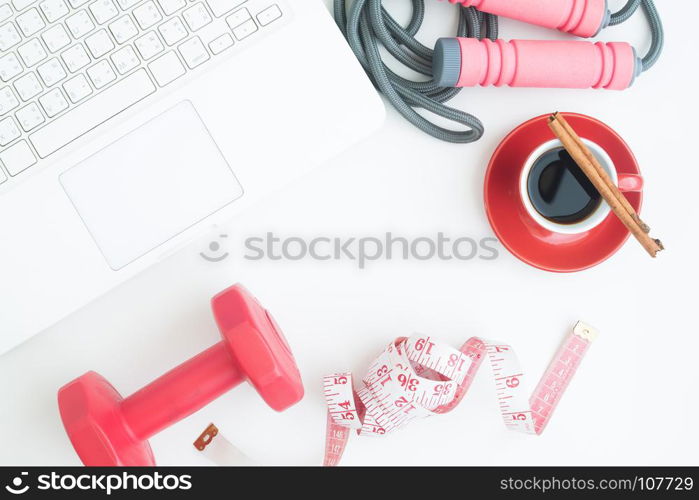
[484,113,642,273]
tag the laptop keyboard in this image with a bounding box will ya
[0,0,285,187]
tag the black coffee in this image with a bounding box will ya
[527,147,602,224]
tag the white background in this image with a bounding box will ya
[1,0,698,466]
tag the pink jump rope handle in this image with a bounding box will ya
[447,0,610,38]
[434,38,640,90]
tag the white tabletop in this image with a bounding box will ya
[1,0,698,466]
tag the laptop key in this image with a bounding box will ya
[15,102,45,131]
[38,87,69,117]
[232,19,256,41]
[85,29,115,58]
[37,58,67,86]
[159,17,187,46]
[156,0,185,16]
[133,1,162,30]
[109,15,138,44]
[0,4,12,24]
[65,10,96,38]
[14,73,43,101]
[0,23,22,51]
[29,68,155,157]
[225,8,250,29]
[0,87,20,114]
[18,38,49,67]
[0,139,37,176]
[208,33,233,55]
[63,73,92,102]
[182,3,211,31]
[257,5,282,26]
[0,116,22,146]
[148,51,184,86]
[111,45,140,74]
[40,0,71,23]
[115,0,140,9]
[13,0,39,10]
[135,31,164,59]
[178,36,208,69]
[86,59,116,88]
[0,53,23,82]
[16,8,46,37]
[42,24,71,53]
[207,0,246,18]
[61,43,91,72]
[89,0,119,25]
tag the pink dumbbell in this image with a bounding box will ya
[446,0,610,38]
[58,284,304,466]
[433,38,640,90]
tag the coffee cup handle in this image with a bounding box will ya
[617,173,643,192]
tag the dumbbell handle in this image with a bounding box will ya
[120,342,243,441]
[434,38,639,90]
[446,0,610,38]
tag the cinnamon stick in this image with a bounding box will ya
[554,113,650,233]
[547,113,664,258]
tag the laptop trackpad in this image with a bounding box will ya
[60,101,243,270]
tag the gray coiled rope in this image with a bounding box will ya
[609,0,664,71]
[333,0,664,144]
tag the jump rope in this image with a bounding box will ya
[333,0,664,143]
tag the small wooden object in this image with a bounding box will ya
[547,113,664,258]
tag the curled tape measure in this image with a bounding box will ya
[323,321,598,465]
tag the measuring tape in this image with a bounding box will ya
[194,423,255,466]
[323,321,598,465]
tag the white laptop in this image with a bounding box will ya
[0,0,384,354]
